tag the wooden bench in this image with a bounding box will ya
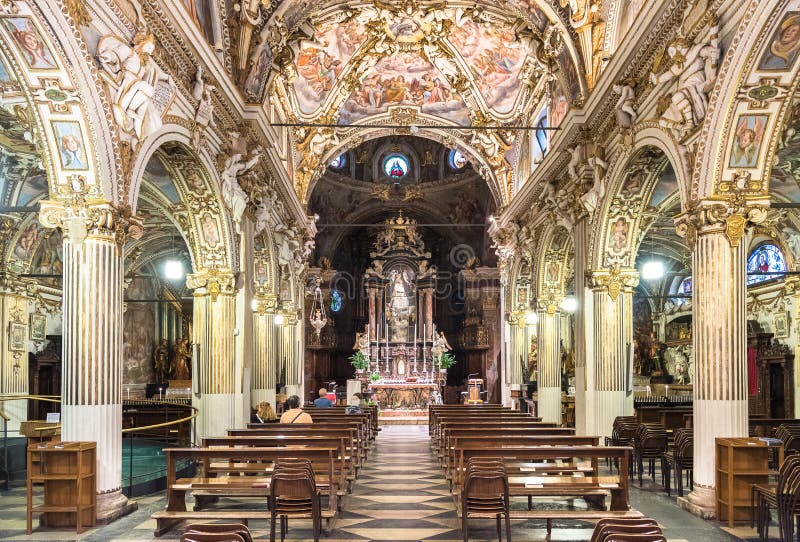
[296,412,375,444]
[439,426,574,461]
[201,435,351,495]
[152,446,338,536]
[435,420,558,454]
[239,423,366,467]
[304,406,379,438]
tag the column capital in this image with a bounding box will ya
[537,291,563,315]
[674,197,768,249]
[39,196,143,248]
[0,270,36,297]
[253,293,278,315]
[187,269,237,301]
[587,267,639,301]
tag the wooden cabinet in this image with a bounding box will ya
[716,437,783,527]
[27,441,96,534]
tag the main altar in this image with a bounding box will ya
[354,214,449,409]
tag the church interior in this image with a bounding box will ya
[1,0,800,541]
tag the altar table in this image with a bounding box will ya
[368,382,439,409]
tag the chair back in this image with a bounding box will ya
[180,533,245,542]
[185,524,252,542]
[776,455,800,541]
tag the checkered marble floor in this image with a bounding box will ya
[0,425,749,541]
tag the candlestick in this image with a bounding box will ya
[413,321,418,373]
[159,387,163,401]
[127,387,130,401]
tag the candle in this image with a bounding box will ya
[159,387,163,401]
[127,387,130,401]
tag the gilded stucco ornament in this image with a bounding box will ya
[588,267,639,302]
[187,269,237,302]
[674,196,769,250]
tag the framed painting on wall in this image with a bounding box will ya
[9,322,26,351]
[774,312,789,339]
[30,313,46,341]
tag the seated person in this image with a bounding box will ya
[252,401,277,423]
[314,387,333,408]
[280,395,313,424]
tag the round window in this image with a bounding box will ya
[383,154,409,178]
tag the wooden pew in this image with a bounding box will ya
[232,425,363,475]
[201,435,351,496]
[304,406,379,438]
[428,405,509,430]
[435,420,558,454]
[431,413,543,445]
[152,446,338,536]
[452,444,641,536]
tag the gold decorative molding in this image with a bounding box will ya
[38,192,143,248]
[674,196,768,250]
[187,269,237,302]
[588,266,638,302]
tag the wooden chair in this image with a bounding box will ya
[776,455,800,542]
[180,533,245,542]
[634,424,667,486]
[606,416,637,472]
[269,459,321,542]
[461,459,511,542]
[599,535,667,542]
[184,524,253,542]
[661,428,693,497]
[590,517,663,542]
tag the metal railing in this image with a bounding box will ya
[0,395,198,495]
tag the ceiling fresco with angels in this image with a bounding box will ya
[258,0,573,128]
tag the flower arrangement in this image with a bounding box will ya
[369,371,382,383]
[436,352,457,370]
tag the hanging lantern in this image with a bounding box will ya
[309,286,328,338]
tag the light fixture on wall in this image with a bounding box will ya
[274,313,286,326]
[560,296,578,313]
[524,310,538,326]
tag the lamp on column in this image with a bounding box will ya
[560,296,578,313]
[163,232,185,281]
[641,232,665,281]
[524,310,539,326]
[309,285,327,338]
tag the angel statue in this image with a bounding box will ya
[97,31,173,147]
[221,148,262,233]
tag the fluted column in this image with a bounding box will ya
[0,271,33,430]
[674,201,766,518]
[251,300,278,409]
[578,268,637,438]
[537,307,561,424]
[188,271,237,438]
[41,200,143,522]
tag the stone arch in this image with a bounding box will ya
[0,1,122,202]
[298,122,508,208]
[693,0,800,200]
[128,131,237,272]
[593,144,677,268]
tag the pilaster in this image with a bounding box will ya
[252,295,278,409]
[0,271,35,431]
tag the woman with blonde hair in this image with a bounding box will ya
[253,401,277,423]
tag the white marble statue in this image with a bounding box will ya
[649,20,719,136]
[97,31,172,147]
[221,148,261,233]
[612,82,637,129]
[191,67,215,148]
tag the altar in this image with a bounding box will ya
[368,381,440,409]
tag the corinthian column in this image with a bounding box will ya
[579,267,637,438]
[537,306,561,424]
[187,270,238,438]
[674,200,766,518]
[251,296,278,410]
[39,200,142,521]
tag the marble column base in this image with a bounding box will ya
[96,489,137,524]
[677,484,716,519]
[537,386,562,424]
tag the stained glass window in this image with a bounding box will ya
[448,149,467,170]
[330,289,343,313]
[330,154,346,169]
[747,243,787,286]
[535,115,548,154]
[383,154,408,178]
[678,277,692,296]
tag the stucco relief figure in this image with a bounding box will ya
[649,20,719,136]
[171,337,192,381]
[253,186,278,234]
[192,66,215,148]
[221,148,262,233]
[97,32,172,147]
[274,224,300,269]
[612,82,637,129]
